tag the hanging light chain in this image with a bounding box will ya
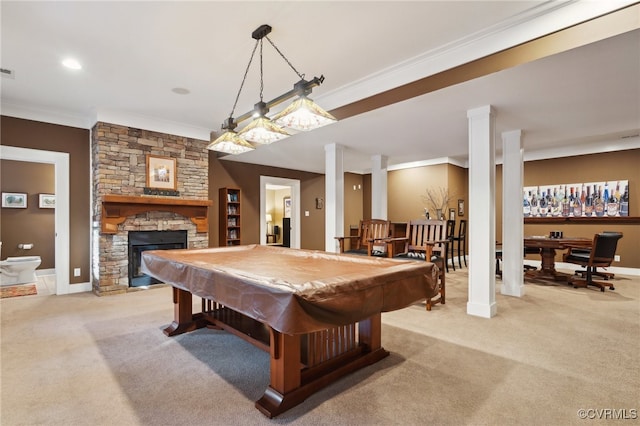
[265,35,304,81]
[229,39,260,119]
[259,39,264,102]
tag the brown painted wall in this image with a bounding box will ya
[3,115,638,286]
[1,160,55,267]
[208,156,326,250]
[497,149,640,268]
[1,116,90,284]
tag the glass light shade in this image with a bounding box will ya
[207,131,254,154]
[238,117,289,144]
[272,96,337,131]
[265,214,273,222]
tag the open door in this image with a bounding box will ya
[260,176,300,249]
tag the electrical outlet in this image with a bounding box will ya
[74,268,81,277]
[614,255,620,262]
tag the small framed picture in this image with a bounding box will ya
[146,155,177,190]
[458,199,465,216]
[39,194,56,208]
[449,208,455,221]
[283,196,291,218]
[2,192,27,208]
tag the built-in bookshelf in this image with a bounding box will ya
[219,187,241,246]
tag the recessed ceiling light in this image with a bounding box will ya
[171,87,190,95]
[62,58,82,70]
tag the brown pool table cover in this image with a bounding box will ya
[141,244,439,334]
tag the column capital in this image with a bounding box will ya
[467,105,496,119]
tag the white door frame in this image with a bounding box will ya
[260,176,300,249]
[0,146,73,294]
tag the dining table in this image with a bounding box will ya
[523,236,592,281]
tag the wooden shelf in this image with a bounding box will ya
[219,188,242,246]
[101,194,212,234]
[525,216,639,224]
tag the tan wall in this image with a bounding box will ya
[1,116,91,284]
[343,173,364,237]
[388,163,449,222]
[1,160,55,268]
[447,164,468,236]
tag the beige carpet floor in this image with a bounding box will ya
[1,268,638,425]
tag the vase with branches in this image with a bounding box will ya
[422,187,453,219]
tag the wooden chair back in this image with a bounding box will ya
[403,219,448,258]
[336,219,391,256]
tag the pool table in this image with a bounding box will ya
[141,244,439,417]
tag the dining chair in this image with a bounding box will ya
[449,219,467,268]
[446,220,456,271]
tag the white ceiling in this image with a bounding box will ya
[2,1,639,174]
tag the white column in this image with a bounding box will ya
[325,143,344,253]
[371,154,388,219]
[501,130,526,297]
[466,105,497,318]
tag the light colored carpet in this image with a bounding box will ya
[1,269,638,425]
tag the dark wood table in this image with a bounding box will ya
[141,245,439,418]
[524,236,592,281]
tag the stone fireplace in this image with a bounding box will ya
[91,122,210,295]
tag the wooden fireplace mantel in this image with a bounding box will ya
[101,195,213,234]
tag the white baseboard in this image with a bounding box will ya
[524,260,640,277]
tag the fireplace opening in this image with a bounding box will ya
[128,230,187,287]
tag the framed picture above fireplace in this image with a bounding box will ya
[146,155,177,190]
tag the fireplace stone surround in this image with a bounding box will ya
[91,122,210,295]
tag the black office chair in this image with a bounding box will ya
[449,219,467,268]
[573,231,619,280]
[563,232,622,292]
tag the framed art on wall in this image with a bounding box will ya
[39,194,56,208]
[2,192,27,208]
[146,155,177,190]
[283,196,291,218]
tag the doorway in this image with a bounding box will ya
[0,146,71,295]
[260,176,300,248]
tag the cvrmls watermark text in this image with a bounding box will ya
[577,408,637,420]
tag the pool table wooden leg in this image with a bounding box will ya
[163,287,207,336]
[255,314,388,418]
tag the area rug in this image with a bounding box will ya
[0,284,37,299]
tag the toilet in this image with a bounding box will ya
[0,256,42,286]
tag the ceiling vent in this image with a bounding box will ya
[0,68,15,79]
